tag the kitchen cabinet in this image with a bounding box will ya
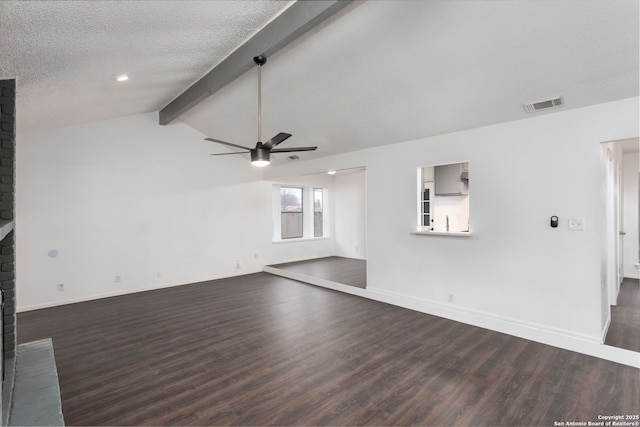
[435,162,468,196]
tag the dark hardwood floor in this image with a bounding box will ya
[18,273,639,426]
[605,278,640,352]
[268,256,367,288]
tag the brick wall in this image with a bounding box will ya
[0,79,16,360]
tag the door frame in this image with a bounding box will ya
[601,140,624,309]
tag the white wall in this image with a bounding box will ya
[16,113,275,310]
[622,151,639,279]
[333,170,367,259]
[16,98,639,365]
[16,114,358,310]
[264,97,640,346]
[432,195,469,232]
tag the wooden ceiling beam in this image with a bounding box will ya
[159,0,353,125]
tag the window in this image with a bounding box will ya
[314,188,323,237]
[273,185,330,241]
[280,187,303,239]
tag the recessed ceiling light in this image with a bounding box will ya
[116,74,129,82]
[327,170,337,175]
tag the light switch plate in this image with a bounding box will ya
[568,218,584,231]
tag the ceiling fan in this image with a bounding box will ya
[205,55,317,167]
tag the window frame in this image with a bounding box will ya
[273,184,330,242]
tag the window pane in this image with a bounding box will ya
[281,187,302,212]
[314,188,323,237]
[314,189,323,212]
[281,187,303,239]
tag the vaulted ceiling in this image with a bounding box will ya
[1,0,638,165]
[0,1,294,131]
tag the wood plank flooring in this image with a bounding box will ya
[605,278,640,352]
[268,256,366,288]
[18,273,639,426]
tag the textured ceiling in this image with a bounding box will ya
[0,0,293,132]
[182,0,639,164]
[1,0,638,165]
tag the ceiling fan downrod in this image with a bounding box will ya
[254,55,267,144]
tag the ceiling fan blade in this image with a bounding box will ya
[263,132,292,149]
[204,137,253,151]
[270,146,318,153]
[210,151,250,156]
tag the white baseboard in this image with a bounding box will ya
[17,269,259,313]
[265,254,353,266]
[263,266,370,298]
[21,267,640,369]
[366,287,638,368]
[264,267,640,369]
[601,315,612,344]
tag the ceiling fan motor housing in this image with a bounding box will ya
[251,147,270,163]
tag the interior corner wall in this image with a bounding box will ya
[265,97,640,344]
[333,170,366,259]
[16,112,274,311]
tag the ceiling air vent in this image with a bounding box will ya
[523,96,564,113]
[288,155,300,160]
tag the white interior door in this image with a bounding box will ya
[602,142,624,305]
[602,142,623,306]
[621,149,640,279]
[616,154,624,288]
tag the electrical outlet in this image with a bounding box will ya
[236,260,241,269]
[568,218,584,231]
[156,270,163,277]
[448,293,455,303]
[57,283,65,292]
[115,275,121,283]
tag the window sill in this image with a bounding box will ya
[272,236,331,244]
[412,230,471,237]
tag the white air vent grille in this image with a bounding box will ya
[524,96,564,113]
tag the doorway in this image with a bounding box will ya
[601,137,639,352]
[266,167,367,290]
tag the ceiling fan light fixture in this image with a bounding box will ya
[251,148,270,167]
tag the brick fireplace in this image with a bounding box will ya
[0,79,16,425]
